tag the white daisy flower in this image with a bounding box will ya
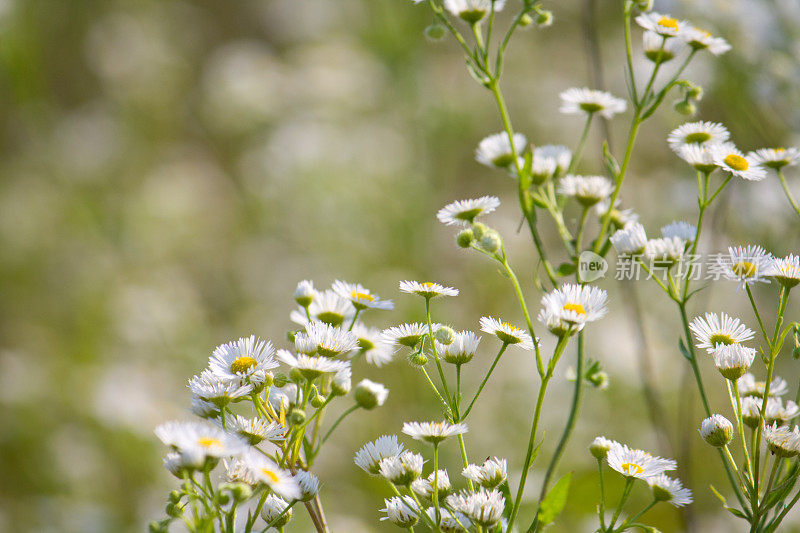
[531,144,572,182]
[277,349,350,380]
[538,283,608,336]
[381,496,420,528]
[748,147,800,170]
[764,254,800,289]
[741,396,763,428]
[351,323,395,366]
[294,279,316,307]
[559,87,627,119]
[241,449,301,500]
[331,366,351,396]
[661,221,696,242]
[763,423,800,457]
[558,175,614,206]
[445,488,504,528]
[610,222,647,254]
[224,457,257,485]
[427,507,472,533]
[294,470,320,502]
[648,475,693,507]
[635,12,687,38]
[716,245,773,287]
[711,146,767,181]
[304,321,359,357]
[190,395,221,419]
[290,289,355,327]
[643,237,687,266]
[354,379,389,409]
[765,398,800,426]
[676,143,734,173]
[355,435,405,475]
[667,122,730,152]
[479,316,535,350]
[682,27,731,55]
[208,335,277,384]
[402,421,468,444]
[155,421,248,468]
[411,470,452,500]
[595,198,639,227]
[227,415,285,445]
[606,443,677,479]
[475,133,526,168]
[399,280,459,298]
[260,494,293,528]
[436,330,481,365]
[739,373,789,398]
[188,370,253,407]
[462,457,507,489]
[382,323,430,348]
[379,451,425,485]
[590,436,620,459]
[163,451,193,478]
[444,0,506,24]
[689,312,755,352]
[643,30,686,63]
[332,280,393,311]
[712,344,756,381]
[699,414,734,447]
[436,196,501,226]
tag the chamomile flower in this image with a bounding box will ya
[711,146,767,181]
[475,133,526,168]
[332,280,394,311]
[559,87,627,119]
[382,323,429,348]
[558,175,614,206]
[277,349,350,380]
[643,237,687,265]
[436,196,501,226]
[188,370,253,407]
[260,495,293,528]
[444,0,506,24]
[290,289,355,327]
[479,316,535,350]
[381,496,420,528]
[611,222,647,254]
[689,312,755,352]
[763,423,800,457]
[748,147,800,169]
[190,395,220,419]
[436,331,481,364]
[269,383,302,410]
[379,451,425,485]
[764,254,800,289]
[635,12,687,38]
[531,144,572,182]
[399,280,459,298]
[538,283,608,336]
[241,450,301,500]
[402,421,468,444]
[595,198,639,227]
[712,344,756,380]
[155,421,248,468]
[643,30,686,63]
[699,415,733,446]
[682,27,731,55]
[224,458,257,485]
[445,489,505,528]
[208,335,277,383]
[676,143,732,173]
[716,245,773,287]
[428,508,472,533]
[304,321,359,357]
[294,280,316,307]
[462,457,507,489]
[355,435,405,475]
[227,415,285,445]
[661,221,696,242]
[765,398,800,425]
[668,122,730,151]
[739,373,789,398]
[354,379,389,409]
[648,475,693,507]
[411,470,452,500]
[294,470,320,502]
[606,443,677,479]
[351,323,395,366]
[741,396,763,428]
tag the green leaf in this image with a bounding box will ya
[531,193,548,209]
[632,526,661,533]
[536,472,572,526]
[556,263,576,277]
[602,141,620,178]
[709,484,727,506]
[678,338,693,361]
[725,506,747,519]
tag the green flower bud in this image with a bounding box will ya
[519,13,534,27]
[634,0,653,11]
[480,231,502,253]
[687,85,703,101]
[354,379,388,410]
[216,491,231,506]
[424,23,446,41]
[289,367,304,383]
[221,482,253,503]
[435,326,456,345]
[149,521,169,533]
[166,502,183,518]
[588,370,609,390]
[309,386,326,408]
[457,229,475,248]
[286,330,297,343]
[273,373,288,388]
[409,351,428,367]
[674,100,696,116]
[589,437,614,459]
[535,9,553,27]
[699,415,733,447]
[288,407,306,426]
[471,222,488,240]
[168,490,182,504]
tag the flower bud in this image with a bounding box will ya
[168,490,182,504]
[589,436,615,459]
[261,495,293,528]
[216,491,231,506]
[435,326,456,345]
[634,0,653,11]
[331,368,352,396]
[674,100,696,116]
[699,414,733,447]
[424,23,446,41]
[288,407,306,426]
[289,367,304,383]
[149,521,169,533]
[409,351,428,367]
[471,222,488,240]
[354,379,389,410]
[480,231,502,253]
[588,370,609,390]
[294,280,315,307]
[457,229,475,248]
[166,502,183,518]
[273,373,288,388]
[535,9,553,27]
[519,13,534,26]
[221,482,253,503]
[687,85,703,101]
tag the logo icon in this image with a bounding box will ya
[578,251,608,282]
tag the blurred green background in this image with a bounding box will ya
[1,0,799,531]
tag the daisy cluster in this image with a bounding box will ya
[152,278,396,532]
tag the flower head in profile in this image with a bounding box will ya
[739,373,789,398]
[277,349,350,380]
[411,470,452,500]
[711,146,767,181]
[667,121,730,152]
[379,451,425,485]
[354,379,389,409]
[648,475,693,507]
[332,280,393,311]
[294,470,321,502]
[380,495,420,528]
[402,421,468,444]
[661,221,696,242]
[699,414,733,447]
[635,12,688,38]
[227,415,285,445]
[349,323,395,366]
[676,143,734,174]
[462,457,507,489]
[716,245,773,287]
[763,423,800,457]
[611,222,647,254]
[590,436,619,460]
[260,495,293,528]
[643,236,687,266]
[382,323,430,349]
[241,449,301,500]
[188,370,253,407]
[764,254,800,289]
[155,421,248,469]
[304,321,359,357]
[445,488,505,528]
[559,88,626,118]
[558,175,614,206]
[290,289,355,327]
[538,283,608,336]
[765,397,800,426]
[399,280,459,298]
[643,30,686,63]
[475,133,526,168]
[531,144,571,182]
[208,335,277,384]
[443,0,506,24]
[354,435,405,475]
[479,316,536,350]
[681,26,730,55]
[294,279,316,307]
[712,344,756,381]
[748,147,800,170]
[436,330,481,365]
[606,442,677,479]
[689,312,755,352]
[437,196,500,226]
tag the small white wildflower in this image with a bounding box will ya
[402,421,468,444]
[559,87,627,118]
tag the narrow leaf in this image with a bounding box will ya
[536,472,572,526]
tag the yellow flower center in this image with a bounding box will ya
[563,302,586,315]
[658,16,679,30]
[260,468,280,483]
[732,261,757,278]
[709,333,736,346]
[621,462,644,475]
[724,154,749,171]
[197,437,222,448]
[230,356,257,374]
[351,290,374,302]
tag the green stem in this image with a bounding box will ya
[597,459,607,531]
[567,114,594,175]
[318,405,358,447]
[732,380,755,483]
[777,169,800,219]
[462,343,508,419]
[607,478,635,531]
[426,298,453,404]
[616,499,657,532]
[457,432,475,492]
[433,444,441,527]
[500,255,544,377]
